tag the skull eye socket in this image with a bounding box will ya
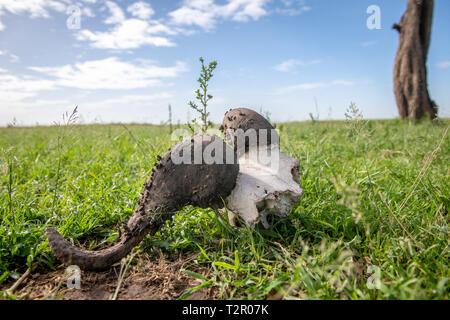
[291,165,300,184]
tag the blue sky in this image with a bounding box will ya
[0,0,449,126]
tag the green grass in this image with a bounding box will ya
[0,117,448,299]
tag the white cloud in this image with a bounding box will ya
[103,0,125,24]
[82,93,173,109]
[0,50,20,62]
[275,5,311,16]
[9,53,19,63]
[21,98,70,107]
[0,73,55,92]
[361,41,377,47]
[1,1,269,48]
[78,1,176,49]
[0,56,181,125]
[168,0,225,31]
[0,72,56,103]
[273,59,320,72]
[28,57,188,90]
[169,0,270,31]
[0,57,187,113]
[276,0,311,16]
[0,0,66,18]
[0,0,97,30]
[127,1,154,20]
[82,6,95,18]
[0,58,185,124]
[77,19,176,49]
[281,82,327,91]
[276,80,354,94]
[228,0,268,22]
[436,61,450,69]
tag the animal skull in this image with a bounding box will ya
[221,107,304,229]
[46,108,304,270]
[225,144,303,229]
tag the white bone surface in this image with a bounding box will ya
[225,145,303,228]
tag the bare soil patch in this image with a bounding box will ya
[2,252,218,300]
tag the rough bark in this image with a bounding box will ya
[393,0,437,119]
[46,135,239,270]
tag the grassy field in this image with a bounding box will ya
[0,116,448,300]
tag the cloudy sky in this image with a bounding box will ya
[1,0,449,126]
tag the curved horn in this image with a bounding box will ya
[46,135,239,270]
[46,209,169,270]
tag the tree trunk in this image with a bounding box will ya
[393,0,437,119]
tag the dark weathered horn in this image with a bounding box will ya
[46,135,239,270]
[220,108,277,150]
